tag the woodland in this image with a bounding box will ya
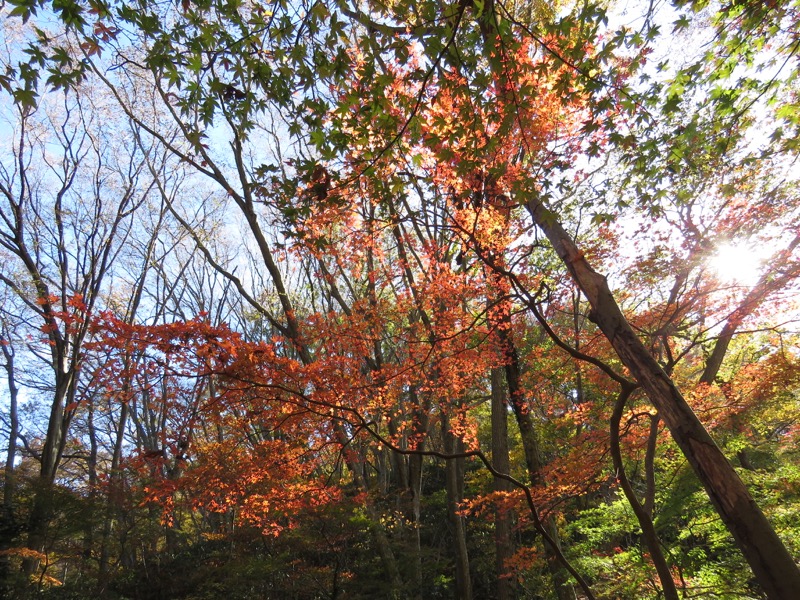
[0,0,799,598]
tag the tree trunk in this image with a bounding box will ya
[443,414,472,600]
[497,323,575,600]
[25,373,74,576]
[610,388,679,600]
[83,398,99,577]
[526,197,800,600]
[99,402,128,584]
[491,368,515,600]
[1,339,20,594]
[407,451,424,599]
[700,233,800,385]
[407,386,431,599]
[337,423,403,596]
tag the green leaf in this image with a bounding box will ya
[12,87,37,110]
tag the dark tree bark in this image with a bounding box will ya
[491,368,515,600]
[0,335,20,593]
[526,197,800,600]
[443,414,472,600]
[610,387,679,600]
[495,316,575,600]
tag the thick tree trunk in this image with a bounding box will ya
[25,484,54,578]
[527,198,800,600]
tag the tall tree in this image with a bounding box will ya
[0,78,171,577]
[6,0,800,596]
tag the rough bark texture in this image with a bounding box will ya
[25,373,76,576]
[527,198,800,600]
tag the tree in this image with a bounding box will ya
[0,60,177,582]
[4,0,800,597]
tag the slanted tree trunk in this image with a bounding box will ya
[526,197,800,600]
[700,233,800,386]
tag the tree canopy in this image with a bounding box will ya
[1,0,800,598]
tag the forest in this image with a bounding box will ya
[0,0,799,598]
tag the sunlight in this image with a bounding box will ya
[708,242,765,286]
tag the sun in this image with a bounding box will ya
[708,242,765,287]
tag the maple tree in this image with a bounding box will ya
[1,0,800,598]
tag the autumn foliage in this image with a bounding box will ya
[2,0,800,598]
